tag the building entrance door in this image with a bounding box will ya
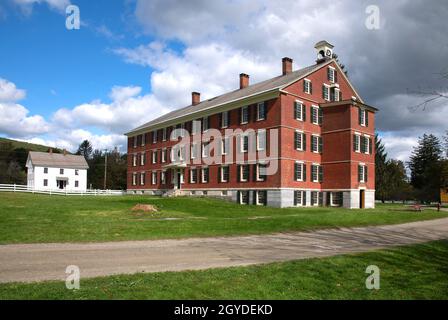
[359,189,365,209]
[56,180,67,189]
[176,170,181,189]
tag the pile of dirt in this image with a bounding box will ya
[131,204,159,213]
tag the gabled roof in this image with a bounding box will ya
[126,58,360,135]
[27,151,89,169]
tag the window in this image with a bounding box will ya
[161,171,166,184]
[257,130,266,151]
[202,116,209,132]
[190,168,197,183]
[257,102,266,121]
[239,165,250,182]
[294,162,305,181]
[311,164,323,183]
[44,167,48,174]
[238,191,249,205]
[202,142,210,158]
[331,192,343,206]
[152,172,157,185]
[179,145,186,161]
[141,133,146,146]
[132,173,137,186]
[311,106,322,125]
[327,67,336,83]
[221,111,229,128]
[191,143,198,159]
[241,106,249,124]
[139,173,145,186]
[152,151,157,164]
[303,79,312,94]
[358,164,368,183]
[256,164,267,181]
[359,108,368,126]
[43,179,48,187]
[322,84,330,101]
[240,134,249,153]
[294,101,306,121]
[255,190,267,206]
[294,190,306,206]
[60,168,64,174]
[162,148,167,163]
[133,136,137,148]
[140,152,146,166]
[75,169,79,175]
[202,167,209,183]
[221,137,229,155]
[311,191,322,206]
[311,135,323,153]
[295,131,305,151]
[331,87,340,102]
[353,133,361,153]
[220,166,230,182]
[152,130,157,143]
[133,154,137,167]
[361,136,371,154]
[162,128,167,141]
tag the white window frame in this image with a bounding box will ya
[311,191,319,206]
[334,87,340,102]
[202,142,209,158]
[304,79,311,94]
[295,130,304,151]
[240,134,249,153]
[221,166,229,182]
[257,129,266,151]
[359,164,366,183]
[256,102,266,121]
[240,165,249,182]
[221,137,229,155]
[201,167,209,183]
[140,172,145,186]
[312,164,320,183]
[152,150,157,164]
[311,105,320,125]
[354,132,361,153]
[295,100,304,121]
[360,109,367,126]
[202,117,209,132]
[255,190,266,206]
[141,134,145,146]
[221,111,229,128]
[132,173,137,186]
[312,135,320,153]
[132,154,137,167]
[162,148,167,163]
[323,84,330,101]
[152,130,157,144]
[162,128,167,141]
[256,163,266,182]
[328,66,335,83]
[190,168,197,183]
[241,106,249,124]
[295,161,304,181]
[161,171,166,184]
[191,143,198,159]
[133,136,137,148]
[140,152,145,166]
[294,190,305,207]
[364,135,370,154]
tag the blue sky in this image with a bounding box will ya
[0,0,447,160]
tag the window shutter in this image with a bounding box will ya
[303,191,307,206]
[302,104,306,121]
[238,108,242,124]
[353,134,356,152]
[293,191,298,206]
[339,90,342,101]
[218,113,222,128]
[294,101,299,119]
[311,107,316,123]
[365,166,368,182]
[253,164,258,181]
[319,137,323,153]
[365,111,369,127]
[303,133,307,151]
[303,163,307,181]
[358,165,362,182]
[334,70,338,83]
[294,132,299,150]
[227,111,231,126]
[319,166,323,182]
[318,108,323,125]
[358,107,362,125]
[322,85,326,99]
[311,136,315,152]
[369,138,373,154]
[218,167,222,183]
[303,81,306,93]
[309,82,313,94]
[327,68,331,81]
[294,163,298,181]
[237,165,241,182]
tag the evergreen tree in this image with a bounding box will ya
[76,140,93,160]
[408,134,443,203]
[375,134,389,202]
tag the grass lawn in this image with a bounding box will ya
[1,240,447,299]
[0,192,447,244]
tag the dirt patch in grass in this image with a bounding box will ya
[131,204,159,213]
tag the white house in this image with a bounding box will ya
[26,150,89,191]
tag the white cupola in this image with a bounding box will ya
[314,40,334,63]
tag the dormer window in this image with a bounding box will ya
[328,66,336,83]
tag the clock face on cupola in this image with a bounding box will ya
[314,40,334,62]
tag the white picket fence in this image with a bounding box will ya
[0,184,124,196]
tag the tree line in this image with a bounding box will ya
[376,131,448,203]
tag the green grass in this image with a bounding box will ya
[0,192,447,244]
[1,240,447,299]
[0,137,64,153]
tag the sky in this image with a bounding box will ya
[0,0,447,162]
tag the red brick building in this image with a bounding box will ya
[125,41,377,208]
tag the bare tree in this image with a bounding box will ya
[407,68,448,112]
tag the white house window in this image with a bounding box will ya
[331,88,340,102]
[202,167,209,183]
[311,164,323,183]
[311,191,320,206]
[294,190,306,206]
[140,173,145,185]
[202,142,210,158]
[359,108,367,126]
[140,152,146,166]
[354,133,361,153]
[257,102,266,121]
[240,134,249,153]
[331,192,343,206]
[60,168,64,174]
[311,106,322,125]
[220,166,230,182]
[152,172,157,185]
[43,179,48,187]
[179,145,186,161]
[132,173,137,186]
[255,190,267,206]
[202,116,209,132]
[239,191,250,205]
[294,101,305,121]
[75,169,79,176]
[161,171,166,184]
[141,133,146,146]
[240,165,249,182]
[221,111,229,128]
[152,151,157,164]
[133,136,137,148]
[294,162,304,181]
[190,168,197,183]
[162,148,167,163]
[221,137,229,155]
[152,130,157,143]
[322,84,330,101]
[295,131,304,151]
[363,136,370,154]
[241,106,249,124]
[358,164,368,183]
[311,135,322,153]
[257,130,266,151]
[328,66,336,83]
[44,167,48,174]
[162,128,167,141]
[303,79,312,94]
[191,143,198,159]
[133,154,137,167]
[256,163,267,181]
[192,120,201,134]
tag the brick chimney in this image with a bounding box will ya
[239,73,249,89]
[282,57,293,75]
[192,92,200,106]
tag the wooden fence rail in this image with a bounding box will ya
[0,184,125,196]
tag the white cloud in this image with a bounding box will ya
[13,0,70,15]
[380,135,419,163]
[0,102,50,137]
[0,78,26,102]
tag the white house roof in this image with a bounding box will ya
[28,151,89,169]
